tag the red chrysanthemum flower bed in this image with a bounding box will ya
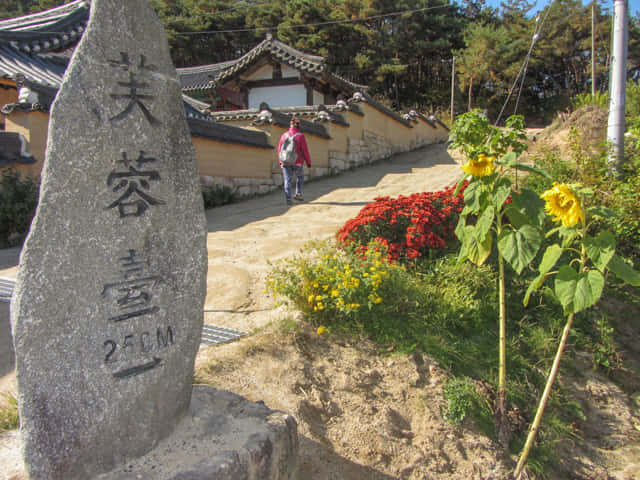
[336,183,467,262]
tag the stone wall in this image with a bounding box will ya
[2,97,448,198]
[195,102,448,197]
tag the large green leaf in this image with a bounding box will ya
[524,272,546,306]
[523,244,563,306]
[475,205,495,239]
[497,151,518,165]
[455,214,468,242]
[463,181,483,214]
[492,176,512,210]
[497,225,542,274]
[453,173,470,197]
[584,232,615,272]
[504,205,529,229]
[499,152,552,179]
[512,188,546,227]
[538,244,564,275]
[554,266,604,314]
[607,254,640,286]
[587,206,617,219]
[462,229,493,266]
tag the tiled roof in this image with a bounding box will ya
[0,0,88,54]
[209,103,334,139]
[214,35,325,86]
[177,60,237,92]
[0,43,65,90]
[274,105,349,127]
[176,35,356,94]
[187,116,273,149]
[352,92,413,128]
[182,94,212,118]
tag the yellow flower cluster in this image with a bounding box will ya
[267,242,401,325]
[461,153,496,177]
[541,182,584,227]
[308,294,325,311]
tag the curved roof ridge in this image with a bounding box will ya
[0,1,88,32]
[0,1,88,54]
[213,34,326,86]
[266,37,324,65]
[178,60,237,74]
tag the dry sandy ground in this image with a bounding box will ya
[1,142,639,479]
[200,143,463,335]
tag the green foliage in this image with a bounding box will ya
[450,109,527,160]
[7,0,640,118]
[268,241,589,463]
[0,169,39,248]
[571,92,608,110]
[267,240,412,329]
[443,377,492,431]
[201,185,236,209]
[524,128,640,264]
[625,80,640,121]
[0,393,19,432]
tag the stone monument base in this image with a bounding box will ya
[94,385,298,480]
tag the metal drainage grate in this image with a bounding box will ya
[0,277,15,303]
[0,277,244,346]
[201,324,247,346]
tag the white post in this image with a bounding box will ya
[607,0,629,174]
[451,56,456,125]
[592,2,596,97]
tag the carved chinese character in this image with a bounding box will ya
[102,249,162,323]
[106,151,165,217]
[109,52,160,125]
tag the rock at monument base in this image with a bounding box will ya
[95,385,298,480]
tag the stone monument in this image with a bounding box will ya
[10,1,297,479]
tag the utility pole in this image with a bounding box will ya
[592,1,596,96]
[607,0,629,175]
[451,56,455,125]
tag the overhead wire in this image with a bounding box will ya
[495,5,551,126]
[172,4,454,36]
[9,3,454,36]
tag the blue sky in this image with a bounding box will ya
[482,0,640,18]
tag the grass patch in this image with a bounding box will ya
[267,241,607,471]
[0,392,19,432]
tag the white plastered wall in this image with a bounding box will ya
[248,84,307,108]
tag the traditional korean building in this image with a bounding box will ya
[0,1,448,196]
[178,32,366,111]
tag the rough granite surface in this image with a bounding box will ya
[10,1,207,479]
[95,385,299,480]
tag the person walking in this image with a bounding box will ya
[277,116,311,205]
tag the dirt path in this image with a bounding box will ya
[201,143,461,334]
[0,143,466,478]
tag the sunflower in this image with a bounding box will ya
[540,183,584,227]
[461,153,496,177]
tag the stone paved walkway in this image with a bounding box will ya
[0,142,461,381]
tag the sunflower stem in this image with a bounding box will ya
[513,313,575,479]
[496,216,509,448]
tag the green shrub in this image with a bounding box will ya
[626,80,640,119]
[570,92,608,110]
[443,377,492,431]
[0,169,39,247]
[202,185,236,209]
[267,240,414,330]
